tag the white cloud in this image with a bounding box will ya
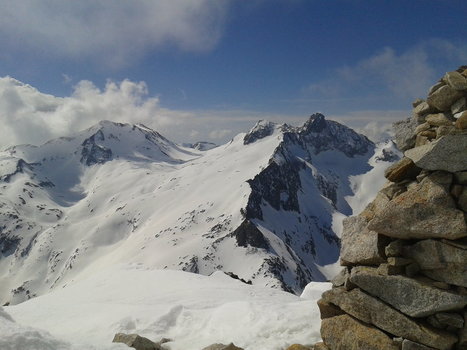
[0,1,230,66]
[0,76,307,149]
[306,39,467,101]
[0,76,409,150]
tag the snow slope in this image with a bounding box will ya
[0,114,397,304]
[5,264,331,350]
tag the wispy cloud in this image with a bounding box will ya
[305,39,467,102]
[0,1,230,67]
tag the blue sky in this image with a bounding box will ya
[0,0,466,146]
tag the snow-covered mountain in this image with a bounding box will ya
[0,114,397,304]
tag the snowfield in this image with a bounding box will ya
[4,264,332,350]
[0,107,398,349]
[0,115,397,304]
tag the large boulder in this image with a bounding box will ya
[405,134,467,172]
[321,287,457,350]
[340,216,388,266]
[427,84,464,111]
[393,118,417,151]
[384,157,421,182]
[425,113,454,127]
[402,239,467,287]
[349,267,467,317]
[112,333,162,350]
[444,71,467,91]
[320,314,399,350]
[368,172,467,240]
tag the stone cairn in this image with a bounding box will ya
[315,67,467,350]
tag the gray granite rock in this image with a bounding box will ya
[340,216,388,266]
[425,113,454,127]
[330,268,346,287]
[320,314,399,350]
[402,339,436,350]
[444,71,467,91]
[393,118,418,151]
[405,134,467,172]
[434,312,465,329]
[403,239,467,287]
[452,97,467,114]
[368,172,467,240]
[322,287,457,350]
[384,157,421,182]
[427,84,464,111]
[113,333,162,350]
[349,266,467,317]
[317,298,345,319]
[428,81,445,95]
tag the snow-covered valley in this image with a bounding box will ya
[0,113,398,349]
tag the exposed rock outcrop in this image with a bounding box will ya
[201,343,244,350]
[316,67,467,350]
[112,333,165,350]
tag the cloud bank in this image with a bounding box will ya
[0,1,229,66]
[0,76,308,150]
[0,74,413,151]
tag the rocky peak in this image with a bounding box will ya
[302,113,327,133]
[243,120,278,145]
[296,114,373,157]
[185,141,217,151]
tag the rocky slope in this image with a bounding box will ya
[0,114,395,304]
[315,67,467,350]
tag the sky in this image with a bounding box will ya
[0,0,467,148]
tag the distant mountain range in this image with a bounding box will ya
[0,113,398,304]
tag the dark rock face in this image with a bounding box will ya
[232,220,269,250]
[241,113,375,292]
[243,120,276,145]
[299,114,372,157]
[80,131,113,166]
[1,159,36,183]
[0,235,21,257]
[246,158,303,220]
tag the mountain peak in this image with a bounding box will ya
[303,113,327,133]
[243,120,278,145]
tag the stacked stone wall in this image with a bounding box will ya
[317,67,467,350]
